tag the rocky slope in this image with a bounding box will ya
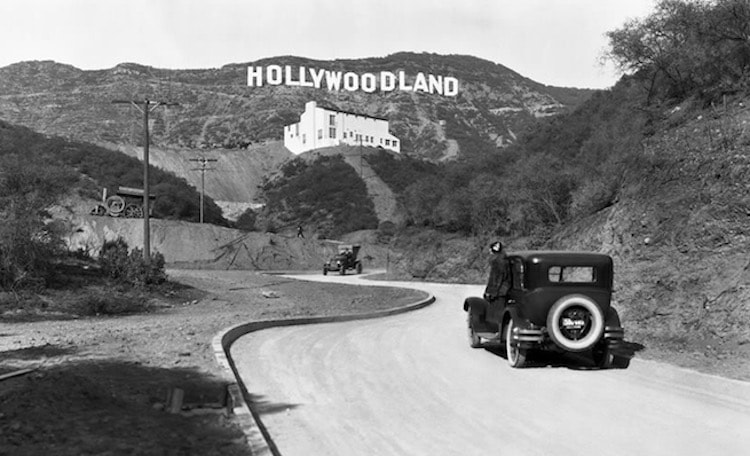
[108,140,291,205]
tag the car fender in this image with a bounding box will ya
[463,296,489,317]
[605,306,622,326]
[501,306,526,333]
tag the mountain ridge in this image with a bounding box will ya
[0,53,593,162]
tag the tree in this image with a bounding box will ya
[605,0,750,102]
[0,154,78,289]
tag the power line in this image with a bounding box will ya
[189,157,217,224]
[111,98,179,264]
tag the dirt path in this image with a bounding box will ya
[339,149,404,225]
[0,270,424,455]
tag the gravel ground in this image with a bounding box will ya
[0,269,426,455]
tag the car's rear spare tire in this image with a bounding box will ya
[547,294,604,352]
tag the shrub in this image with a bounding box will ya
[260,155,378,238]
[0,154,77,291]
[235,208,257,231]
[98,238,166,288]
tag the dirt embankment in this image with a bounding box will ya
[56,213,393,274]
[0,270,425,455]
[108,140,292,204]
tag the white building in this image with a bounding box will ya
[284,101,400,155]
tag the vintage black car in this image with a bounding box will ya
[463,251,629,369]
[323,244,363,275]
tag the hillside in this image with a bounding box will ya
[0,120,228,225]
[109,140,292,204]
[550,95,750,379]
[374,79,750,380]
[0,54,591,164]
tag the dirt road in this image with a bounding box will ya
[231,274,750,456]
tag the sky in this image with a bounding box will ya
[0,0,656,89]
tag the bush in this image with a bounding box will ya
[235,208,257,231]
[0,154,77,291]
[260,155,378,238]
[98,238,166,288]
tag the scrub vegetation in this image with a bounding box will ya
[258,154,379,238]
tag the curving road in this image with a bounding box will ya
[231,273,750,456]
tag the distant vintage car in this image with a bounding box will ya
[463,251,629,369]
[323,244,363,275]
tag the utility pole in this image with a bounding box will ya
[188,157,217,223]
[359,133,363,179]
[112,98,178,264]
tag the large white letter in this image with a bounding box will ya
[444,77,459,96]
[284,65,299,86]
[310,68,326,88]
[398,71,413,91]
[299,66,314,87]
[361,73,377,93]
[325,70,343,91]
[247,66,263,86]
[413,73,428,93]
[428,74,443,95]
[267,65,283,85]
[380,71,396,91]
[343,72,359,91]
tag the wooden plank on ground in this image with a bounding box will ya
[0,368,36,381]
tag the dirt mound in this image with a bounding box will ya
[59,215,390,272]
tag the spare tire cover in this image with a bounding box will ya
[546,294,604,352]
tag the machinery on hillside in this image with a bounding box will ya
[90,186,155,218]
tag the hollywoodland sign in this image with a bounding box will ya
[247,65,459,96]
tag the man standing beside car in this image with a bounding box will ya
[484,241,511,309]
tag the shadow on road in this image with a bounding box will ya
[484,340,646,370]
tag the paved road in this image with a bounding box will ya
[231,273,750,456]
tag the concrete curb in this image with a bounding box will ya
[212,292,436,455]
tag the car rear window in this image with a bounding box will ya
[548,266,596,283]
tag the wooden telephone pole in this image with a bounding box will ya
[111,99,178,264]
[189,157,217,223]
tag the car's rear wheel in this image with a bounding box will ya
[547,294,605,352]
[323,266,328,275]
[505,319,527,368]
[467,309,482,349]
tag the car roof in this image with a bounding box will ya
[508,250,612,266]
